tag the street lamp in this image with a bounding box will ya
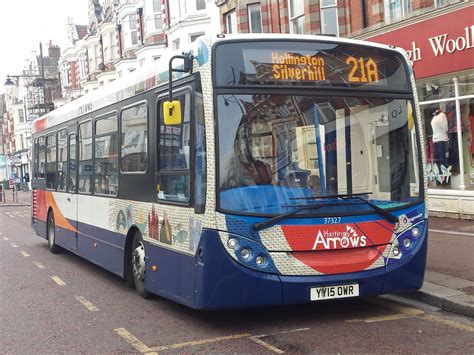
[4,73,48,116]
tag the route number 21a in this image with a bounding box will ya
[346,56,379,83]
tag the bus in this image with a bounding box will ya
[31,34,427,309]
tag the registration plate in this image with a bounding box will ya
[310,284,359,301]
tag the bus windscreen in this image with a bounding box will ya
[214,40,410,91]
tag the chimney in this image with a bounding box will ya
[48,42,61,58]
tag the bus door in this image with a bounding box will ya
[66,131,79,250]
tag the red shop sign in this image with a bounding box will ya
[367,5,474,79]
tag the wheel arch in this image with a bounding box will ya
[124,225,142,279]
[46,206,54,239]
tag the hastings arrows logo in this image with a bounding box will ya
[312,225,367,250]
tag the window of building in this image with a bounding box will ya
[18,108,25,123]
[57,129,68,191]
[152,0,163,31]
[172,38,180,50]
[123,13,138,48]
[384,0,412,23]
[435,0,449,7]
[78,121,93,193]
[225,10,237,34]
[158,92,191,203]
[121,103,148,172]
[45,133,57,189]
[190,32,204,43]
[289,0,305,34]
[320,0,339,36]
[68,133,77,192]
[196,0,206,11]
[95,115,118,195]
[109,32,117,61]
[248,3,262,33]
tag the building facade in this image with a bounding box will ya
[215,0,474,218]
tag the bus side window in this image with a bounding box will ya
[157,92,191,203]
[121,103,148,173]
[68,133,77,193]
[33,138,39,179]
[57,129,68,192]
[45,133,57,189]
[78,121,93,194]
[95,115,118,195]
[194,92,206,213]
[37,136,46,179]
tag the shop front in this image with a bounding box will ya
[362,3,474,218]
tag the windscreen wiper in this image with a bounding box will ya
[252,204,322,231]
[291,192,399,224]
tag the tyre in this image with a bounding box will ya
[131,233,151,299]
[47,212,61,254]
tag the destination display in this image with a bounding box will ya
[215,41,410,90]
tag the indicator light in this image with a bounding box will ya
[403,238,411,248]
[255,255,265,266]
[393,246,401,257]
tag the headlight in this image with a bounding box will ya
[240,248,251,259]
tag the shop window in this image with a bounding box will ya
[95,115,118,195]
[68,133,77,193]
[121,103,148,172]
[248,3,262,33]
[57,129,68,191]
[45,133,57,189]
[320,0,339,36]
[78,121,93,194]
[158,92,191,203]
[289,0,304,34]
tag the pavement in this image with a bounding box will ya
[1,189,473,318]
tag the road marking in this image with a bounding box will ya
[346,299,423,323]
[429,229,474,237]
[20,251,31,257]
[423,314,474,332]
[10,243,18,248]
[50,276,66,286]
[114,328,157,354]
[150,333,252,352]
[33,261,46,269]
[249,336,285,353]
[75,296,100,312]
[18,214,24,218]
[2,237,8,241]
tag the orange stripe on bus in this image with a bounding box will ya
[46,192,78,233]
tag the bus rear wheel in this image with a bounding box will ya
[47,212,60,254]
[131,233,151,299]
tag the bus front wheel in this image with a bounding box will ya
[47,212,60,254]
[131,233,151,299]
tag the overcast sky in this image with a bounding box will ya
[0,0,89,94]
